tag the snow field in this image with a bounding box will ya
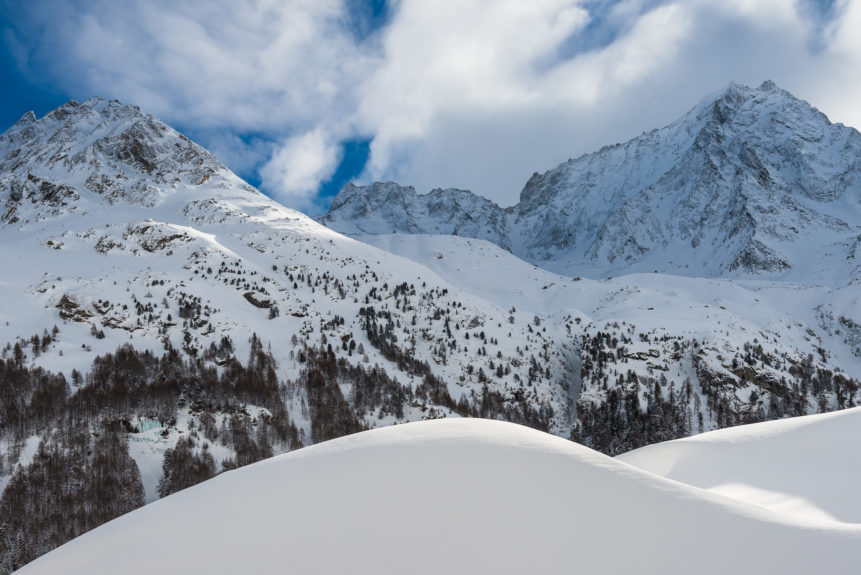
[18,418,861,575]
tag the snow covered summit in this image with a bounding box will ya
[323,81,861,281]
[324,181,512,250]
[1,97,241,211]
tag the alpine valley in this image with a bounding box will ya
[2,82,861,572]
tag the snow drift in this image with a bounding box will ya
[618,406,861,523]
[18,418,861,575]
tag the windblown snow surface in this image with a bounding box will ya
[17,417,861,575]
[618,406,861,524]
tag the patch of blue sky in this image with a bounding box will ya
[554,0,664,60]
[0,3,71,130]
[313,137,372,212]
[799,0,841,51]
[345,0,389,42]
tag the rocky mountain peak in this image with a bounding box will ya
[329,181,417,212]
[0,97,242,214]
[13,110,37,128]
[322,81,861,281]
[320,181,511,248]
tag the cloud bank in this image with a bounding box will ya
[3,0,860,210]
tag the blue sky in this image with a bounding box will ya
[0,30,65,129]
[2,0,859,214]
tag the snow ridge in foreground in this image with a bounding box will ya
[619,406,861,524]
[19,418,861,575]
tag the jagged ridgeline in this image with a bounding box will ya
[1,85,861,572]
[322,81,861,281]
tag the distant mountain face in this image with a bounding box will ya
[324,182,512,251]
[322,81,861,280]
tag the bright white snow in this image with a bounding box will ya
[618,406,861,524]
[17,418,861,575]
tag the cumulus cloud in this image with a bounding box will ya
[5,0,861,209]
[42,0,366,129]
[816,0,861,130]
[259,128,342,209]
[353,0,698,203]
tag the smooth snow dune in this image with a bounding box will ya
[19,419,861,575]
[618,407,861,523]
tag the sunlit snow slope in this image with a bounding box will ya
[0,98,581,499]
[18,419,861,575]
[618,406,861,523]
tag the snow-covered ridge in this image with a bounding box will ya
[322,81,861,281]
[18,418,861,575]
[0,97,311,219]
[325,181,511,249]
[618,406,861,523]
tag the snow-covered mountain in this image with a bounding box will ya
[3,91,861,572]
[0,98,577,571]
[0,96,575,457]
[322,81,861,281]
[325,182,512,250]
[18,418,861,575]
[321,81,861,456]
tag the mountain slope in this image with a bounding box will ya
[355,232,861,449]
[0,96,577,458]
[321,81,861,281]
[0,98,580,571]
[17,419,861,575]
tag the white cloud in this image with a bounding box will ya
[55,0,365,130]
[7,0,861,210]
[354,1,698,203]
[815,0,861,131]
[356,1,591,176]
[259,128,341,208]
[353,0,861,205]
